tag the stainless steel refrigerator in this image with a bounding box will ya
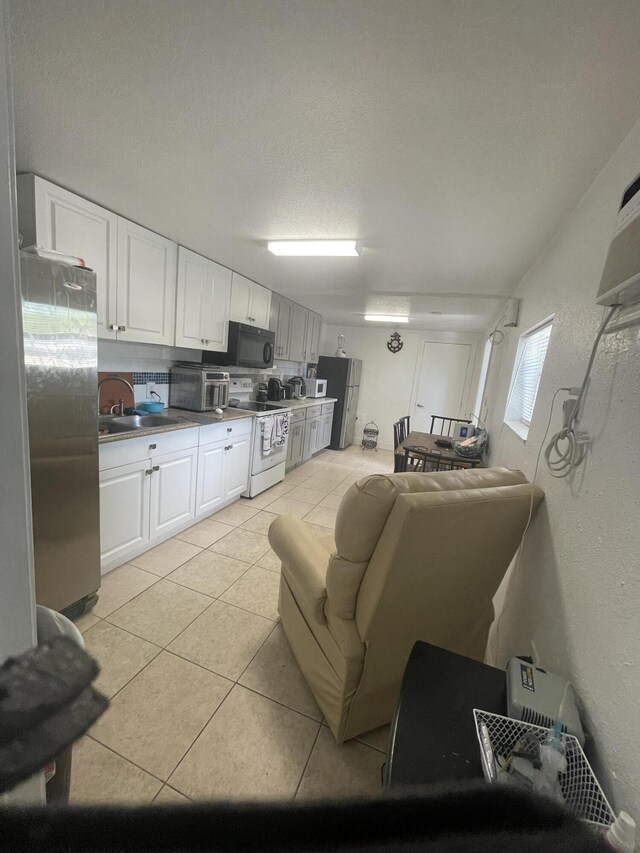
[20,251,100,618]
[317,356,362,449]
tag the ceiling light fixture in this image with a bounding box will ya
[267,240,359,257]
[364,314,409,323]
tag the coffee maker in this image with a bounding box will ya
[287,376,307,399]
[267,377,285,401]
[256,382,268,403]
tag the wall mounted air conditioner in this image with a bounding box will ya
[597,171,640,331]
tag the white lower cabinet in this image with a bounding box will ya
[99,459,151,570]
[303,417,321,460]
[286,421,305,469]
[320,412,333,449]
[195,435,250,517]
[149,447,197,538]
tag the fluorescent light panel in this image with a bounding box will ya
[364,314,409,323]
[267,240,359,256]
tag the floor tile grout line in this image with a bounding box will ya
[292,721,323,800]
[236,682,323,725]
[152,783,193,804]
[86,734,168,788]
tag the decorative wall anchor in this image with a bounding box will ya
[387,331,403,354]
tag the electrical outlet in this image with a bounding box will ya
[562,398,578,429]
[146,382,156,398]
[575,429,591,444]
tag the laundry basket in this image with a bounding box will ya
[473,709,614,828]
[361,421,379,451]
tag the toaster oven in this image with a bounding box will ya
[169,365,229,411]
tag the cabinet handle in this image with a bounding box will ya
[227,427,232,432]
[149,443,157,449]
[109,323,119,331]
[152,465,160,472]
[119,325,126,332]
[145,468,153,475]
[224,444,233,451]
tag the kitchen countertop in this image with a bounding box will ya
[98,400,336,444]
[98,406,257,445]
[275,397,337,408]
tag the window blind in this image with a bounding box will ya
[507,321,552,427]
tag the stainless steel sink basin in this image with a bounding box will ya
[98,414,183,435]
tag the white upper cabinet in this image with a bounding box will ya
[305,311,322,363]
[288,302,308,362]
[17,174,118,339]
[175,246,231,351]
[269,291,292,360]
[230,272,271,328]
[116,218,177,345]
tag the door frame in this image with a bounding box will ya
[408,331,484,431]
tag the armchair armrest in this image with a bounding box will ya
[268,516,332,625]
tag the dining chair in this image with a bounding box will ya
[399,415,410,439]
[429,415,473,437]
[400,447,481,472]
[393,420,405,472]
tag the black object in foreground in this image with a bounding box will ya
[0,636,108,794]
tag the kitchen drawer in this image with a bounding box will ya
[99,427,199,471]
[321,402,335,415]
[199,417,253,446]
[305,404,323,420]
[289,409,306,425]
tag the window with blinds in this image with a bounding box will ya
[504,318,553,436]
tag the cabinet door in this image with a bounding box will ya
[289,303,309,362]
[270,293,292,360]
[175,246,208,349]
[286,422,305,468]
[99,459,150,572]
[195,442,225,518]
[149,447,197,539]
[320,412,333,449]
[303,417,319,460]
[204,261,232,350]
[223,436,251,500]
[230,272,253,323]
[20,176,119,340]
[250,282,272,328]
[308,312,322,363]
[117,218,178,345]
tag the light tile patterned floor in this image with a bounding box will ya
[73,447,394,806]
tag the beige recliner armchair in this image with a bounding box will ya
[268,467,544,742]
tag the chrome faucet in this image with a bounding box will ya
[98,374,135,416]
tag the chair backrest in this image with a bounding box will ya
[392,420,404,450]
[399,415,410,438]
[401,446,481,472]
[430,415,473,436]
[324,468,540,633]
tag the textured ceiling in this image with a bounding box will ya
[9,0,640,331]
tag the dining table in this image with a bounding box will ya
[394,431,485,471]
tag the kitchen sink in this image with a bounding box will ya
[98,414,183,435]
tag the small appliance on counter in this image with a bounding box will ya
[169,364,229,411]
[305,378,327,398]
[286,375,307,399]
[256,382,268,403]
[202,321,275,368]
[267,377,285,401]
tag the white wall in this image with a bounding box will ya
[320,325,483,449]
[483,117,640,819]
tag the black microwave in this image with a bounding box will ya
[202,322,275,369]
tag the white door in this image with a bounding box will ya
[195,442,226,518]
[30,176,119,340]
[117,217,178,345]
[250,283,271,328]
[149,447,197,538]
[204,261,232,350]
[289,303,308,362]
[230,272,252,323]
[224,437,251,499]
[99,459,150,572]
[412,340,473,433]
[175,246,209,349]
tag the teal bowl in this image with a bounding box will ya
[138,400,165,413]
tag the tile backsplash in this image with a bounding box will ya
[98,340,308,405]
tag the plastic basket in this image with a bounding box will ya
[473,710,614,828]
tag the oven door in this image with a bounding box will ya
[252,416,288,473]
